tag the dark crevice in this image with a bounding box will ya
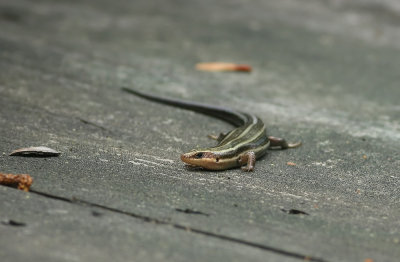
[1,219,26,227]
[281,209,309,215]
[29,189,328,262]
[175,208,210,216]
[78,117,112,133]
[0,9,23,23]
[91,210,103,217]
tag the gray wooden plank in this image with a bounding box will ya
[0,0,399,261]
[0,186,301,262]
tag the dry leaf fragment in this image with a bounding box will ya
[10,146,60,157]
[0,173,33,191]
[196,62,252,72]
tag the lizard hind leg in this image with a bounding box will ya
[268,136,302,149]
[238,151,256,172]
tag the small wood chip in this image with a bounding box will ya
[195,62,252,72]
[0,173,33,191]
[10,146,60,157]
[287,162,297,166]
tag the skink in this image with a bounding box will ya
[122,87,301,171]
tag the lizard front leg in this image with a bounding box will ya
[238,151,256,172]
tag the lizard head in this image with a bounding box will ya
[180,150,226,170]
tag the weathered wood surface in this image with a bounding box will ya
[0,0,399,261]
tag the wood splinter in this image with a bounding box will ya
[0,173,33,192]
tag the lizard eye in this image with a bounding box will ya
[194,152,204,159]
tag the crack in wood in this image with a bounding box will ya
[175,208,210,216]
[281,208,309,215]
[78,117,111,133]
[1,219,26,227]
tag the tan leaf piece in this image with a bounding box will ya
[196,62,251,72]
